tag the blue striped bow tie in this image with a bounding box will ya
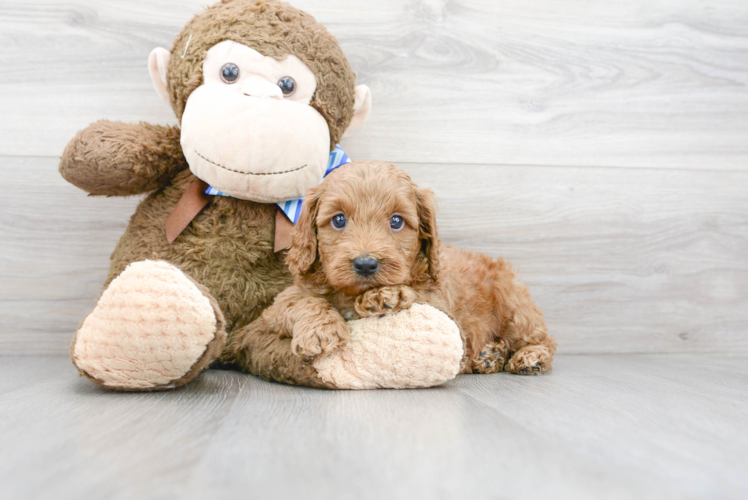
[204,145,351,224]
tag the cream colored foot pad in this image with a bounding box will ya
[73,260,217,389]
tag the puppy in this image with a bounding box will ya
[237,160,555,375]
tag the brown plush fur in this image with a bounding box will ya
[168,0,356,149]
[105,169,292,333]
[62,127,293,335]
[60,0,358,358]
[230,161,556,377]
[59,121,187,196]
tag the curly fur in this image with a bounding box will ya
[233,161,556,376]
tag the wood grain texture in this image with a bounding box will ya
[1,354,747,500]
[0,0,747,168]
[2,157,746,354]
[405,163,748,354]
[0,0,747,354]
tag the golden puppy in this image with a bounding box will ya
[236,160,555,376]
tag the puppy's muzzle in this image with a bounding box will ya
[353,256,379,277]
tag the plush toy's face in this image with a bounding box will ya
[180,41,331,202]
[147,0,372,204]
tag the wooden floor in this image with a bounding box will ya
[1,354,746,500]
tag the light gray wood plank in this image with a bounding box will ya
[404,162,748,355]
[0,0,746,169]
[0,354,746,500]
[0,157,141,353]
[0,356,248,500]
[457,355,748,499]
[2,157,746,354]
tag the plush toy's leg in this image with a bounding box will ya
[71,260,226,391]
[227,303,463,390]
[313,304,463,389]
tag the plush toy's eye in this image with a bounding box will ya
[220,63,240,84]
[277,76,296,96]
[390,214,404,231]
[331,213,347,230]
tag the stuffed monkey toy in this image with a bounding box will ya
[60,0,463,391]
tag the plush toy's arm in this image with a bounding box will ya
[59,120,187,196]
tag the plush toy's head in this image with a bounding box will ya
[148,0,371,203]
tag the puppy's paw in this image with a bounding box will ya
[291,316,349,359]
[504,345,553,375]
[471,339,509,374]
[354,286,416,317]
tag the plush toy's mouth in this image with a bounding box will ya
[194,150,307,176]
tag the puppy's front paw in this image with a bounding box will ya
[354,286,416,317]
[291,315,349,359]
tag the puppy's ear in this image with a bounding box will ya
[286,186,322,276]
[415,187,440,281]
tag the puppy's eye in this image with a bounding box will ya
[220,63,240,84]
[277,76,296,96]
[331,213,347,230]
[390,214,404,231]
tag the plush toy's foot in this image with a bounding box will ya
[71,260,226,391]
[312,303,463,389]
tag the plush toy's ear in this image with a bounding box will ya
[416,187,440,281]
[148,48,171,103]
[342,85,372,138]
[286,186,322,276]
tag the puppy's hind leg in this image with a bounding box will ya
[505,336,556,375]
[471,338,509,374]
[497,275,556,375]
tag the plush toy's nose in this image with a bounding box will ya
[242,77,282,99]
[353,256,379,277]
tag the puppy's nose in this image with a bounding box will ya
[353,256,379,277]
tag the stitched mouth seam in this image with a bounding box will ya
[194,150,307,176]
